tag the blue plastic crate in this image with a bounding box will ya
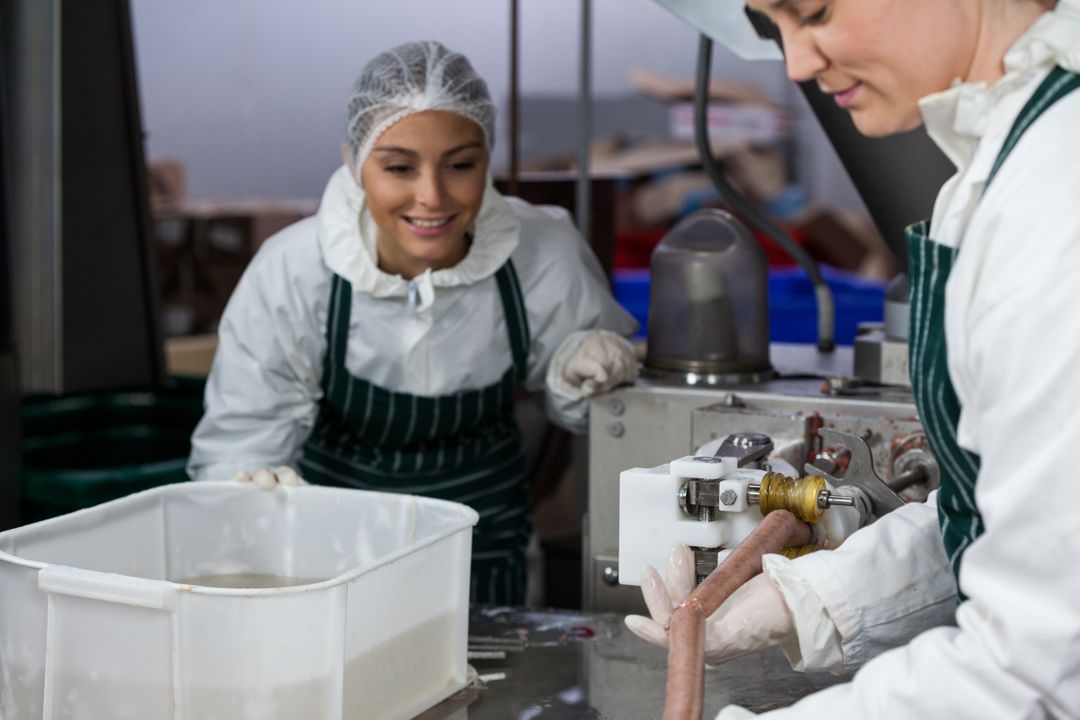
[612,266,885,346]
[612,268,651,339]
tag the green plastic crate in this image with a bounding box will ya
[20,377,205,520]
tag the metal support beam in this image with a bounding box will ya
[6,0,63,392]
[575,0,592,239]
[508,0,520,197]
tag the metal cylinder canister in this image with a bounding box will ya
[644,209,772,382]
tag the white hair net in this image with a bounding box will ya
[345,40,496,177]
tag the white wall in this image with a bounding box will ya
[130,0,865,213]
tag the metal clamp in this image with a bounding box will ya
[805,428,904,516]
[714,432,774,467]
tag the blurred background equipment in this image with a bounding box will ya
[2,0,200,529]
[0,21,20,531]
[6,0,163,396]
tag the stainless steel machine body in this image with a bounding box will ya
[585,344,926,613]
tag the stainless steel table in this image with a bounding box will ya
[420,608,848,719]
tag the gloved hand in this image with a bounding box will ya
[232,466,306,489]
[624,544,795,665]
[547,330,639,400]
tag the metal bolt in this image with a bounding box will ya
[678,484,690,511]
[732,432,772,449]
[723,393,745,407]
[720,489,737,506]
[602,565,619,586]
[824,376,862,396]
[608,399,625,416]
[607,421,625,438]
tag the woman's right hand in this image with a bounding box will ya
[624,544,796,665]
[232,466,306,489]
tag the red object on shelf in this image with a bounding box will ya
[614,227,667,269]
[753,226,811,267]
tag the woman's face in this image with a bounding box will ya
[745,0,979,136]
[360,110,489,279]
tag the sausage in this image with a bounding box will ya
[663,509,811,720]
[664,607,706,720]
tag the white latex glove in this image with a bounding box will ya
[715,706,757,719]
[624,544,795,665]
[546,329,638,400]
[232,466,306,489]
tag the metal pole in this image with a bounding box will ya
[8,0,63,392]
[508,0,520,196]
[0,6,24,529]
[575,0,592,239]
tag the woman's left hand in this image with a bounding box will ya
[547,330,639,399]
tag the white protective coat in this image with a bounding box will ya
[719,3,1080,718]
[188,166,637,482]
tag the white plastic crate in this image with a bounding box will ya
[0,483,478,719]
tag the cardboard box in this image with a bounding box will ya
[153,199,318,336]
[164,334,219,377]
[147,158,187,211]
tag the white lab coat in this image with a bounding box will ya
[188,166,636,482]
[721,3,1080,718]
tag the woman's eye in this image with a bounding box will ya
[450,161,477,172]
[798,5,828,26]
[384,165,413,175]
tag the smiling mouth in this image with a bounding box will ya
[826,82,862,108]
[404,215,455,229]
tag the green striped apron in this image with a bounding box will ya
[299,261,532,605]
[907,66,1080,596]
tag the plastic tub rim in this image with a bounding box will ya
[0,483,480,597]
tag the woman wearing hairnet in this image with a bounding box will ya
[188,40,638,605]
[628,0,1080,717]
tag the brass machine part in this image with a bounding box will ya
[747,472,856,524]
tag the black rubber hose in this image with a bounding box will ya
[694,35,835,352]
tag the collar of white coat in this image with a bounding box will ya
[918,0,1080,172]
[316,165,521,312]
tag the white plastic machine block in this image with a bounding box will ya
[618,457,767,587]
[669,455,729,480]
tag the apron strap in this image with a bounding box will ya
[322,274,351,409]
[493,261,531,383]
[985,66,1080,191]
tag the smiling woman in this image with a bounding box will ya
[186,41,639,606]
[358,112,487,279]
[628,1,1080,718]
[744,0,1049,135]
